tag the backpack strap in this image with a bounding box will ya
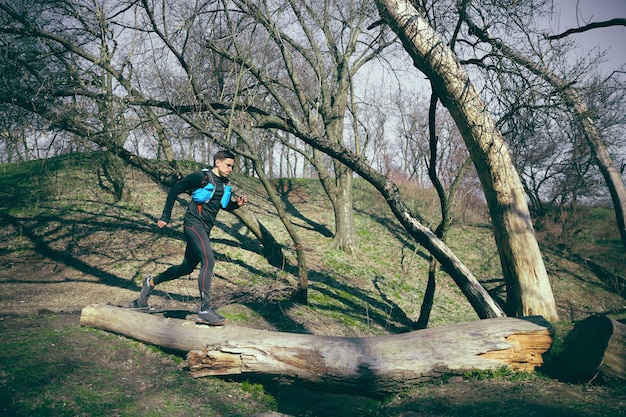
[200,168,214,187]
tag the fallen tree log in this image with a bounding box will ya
[80,304,553,395]
[560,315,626,381]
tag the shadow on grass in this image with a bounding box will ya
[1,204,415,336]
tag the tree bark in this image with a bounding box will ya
[375,0,559,321]
[80,304,553,395]
[330,168,357,253]
[560,315,626,381]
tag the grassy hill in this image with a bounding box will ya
[0,152,624,417]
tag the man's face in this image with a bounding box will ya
[214,158,235,177]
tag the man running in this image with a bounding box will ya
[129,150,248,325]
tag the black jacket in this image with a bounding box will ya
[159,170,239,230]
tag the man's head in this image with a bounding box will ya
[213,150,236,177]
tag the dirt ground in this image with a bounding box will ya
[1,246,625,417]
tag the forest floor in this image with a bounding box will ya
[1,154,625,416]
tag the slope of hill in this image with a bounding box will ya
[0,153,624,417]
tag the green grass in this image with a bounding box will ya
[0,316,277,417]
[463,366,535,382]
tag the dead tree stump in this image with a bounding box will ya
[560,315,626,381]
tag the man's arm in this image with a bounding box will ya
[225,194,248,212]
[158,171,204,226]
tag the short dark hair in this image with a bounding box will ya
[213,150,236,165]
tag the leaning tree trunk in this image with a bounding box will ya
[463,16,626,252]
[245,151,308,302]
[254,126,505,319]
[375,0,559,322]
[80,304,553,396]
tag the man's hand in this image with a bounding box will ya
[157,220,168,228]
[237,195,248,207]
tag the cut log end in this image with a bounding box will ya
[478,329,553,371]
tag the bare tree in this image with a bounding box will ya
[195,0,397,254]
[460,5,626,250]
[374,0,559,320]
[390,84,475,327]
[0,107,55,163]
[419,89,473,328]
[0,0,179,170]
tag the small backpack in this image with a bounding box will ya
[191,169,232,208]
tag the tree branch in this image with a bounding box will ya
[546,18,626,41]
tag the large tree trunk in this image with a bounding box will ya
[80,304,553,396]
[375,0,559,321]
[99,151,130,202]
[312,145,359,254]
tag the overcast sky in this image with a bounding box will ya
[551,0,626,75]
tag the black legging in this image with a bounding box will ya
[153,225,215,300]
